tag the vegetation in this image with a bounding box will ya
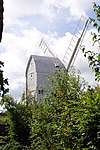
[0,2,100,150]
[0,95,33,149]
[0,70,100,149]
[82,3,100,81]
[0,61,9,97]
[30,70,100,149]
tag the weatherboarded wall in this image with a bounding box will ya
[26,57,37,99]
[26,55,65,101]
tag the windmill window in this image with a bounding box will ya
[55,63,59,68]
[30,73,33,77]
[38,90,43,94]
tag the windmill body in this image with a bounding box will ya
[26,55,65,101]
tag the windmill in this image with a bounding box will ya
[39,16,90,71]
[26,16,90,101]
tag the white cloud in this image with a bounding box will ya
[3,0,56,25]
[4,0,100,27]
[44,32,73,61]
[74,28,99,85]
[0,27,44,97]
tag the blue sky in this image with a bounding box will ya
[0,0,99,99]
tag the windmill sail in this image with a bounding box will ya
[63,16,90,70]
[39,37,56,57]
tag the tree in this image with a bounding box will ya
[30,70,100,149]
[0,71,99,149]
[81,85,100,149]
[0,61,9,97]
[0,112,9,149]
[30,70,86,149]
[82,3,100,81]
[0,94,33,149]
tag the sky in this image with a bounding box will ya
[0,0,100,99]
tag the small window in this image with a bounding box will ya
[30,73,33,77]
[55,63,59,68]
[38,90,43,94]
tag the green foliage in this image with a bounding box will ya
[0,113,9,149]
[0,70,100,149]
[81,85,100,149]
[30,70,100,149]
[0,61,9,97]
[82,3,100,82]
[0,95,33,149]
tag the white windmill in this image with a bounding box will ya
[26,16,90,101]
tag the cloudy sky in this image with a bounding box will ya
[0,0,99,99]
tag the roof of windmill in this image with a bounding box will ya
[26,55,65,76]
